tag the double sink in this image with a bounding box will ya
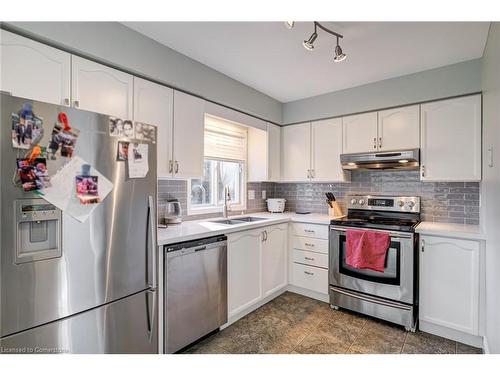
[210,216,269,225]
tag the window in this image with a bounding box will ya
[189,115,247,214]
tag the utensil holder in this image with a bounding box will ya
[328,201,345,219]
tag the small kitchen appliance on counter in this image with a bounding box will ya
[329,194,421,332]
[267,198,286,213]
[163,199,182,224]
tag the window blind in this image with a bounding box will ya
[204,115,247,161]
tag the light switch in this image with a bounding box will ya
[248,190,255,200]
[262,190,266,199]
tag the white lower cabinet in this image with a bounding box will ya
[419,235,480,336]
[227,223,287,318]
[290,223,329,297]
[262,224,288,297]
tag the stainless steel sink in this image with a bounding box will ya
[232,216,268,222]
[210,219,246,225]
[209,216,269,225]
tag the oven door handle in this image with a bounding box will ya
[329,226,412,240]
[330,286,412,311]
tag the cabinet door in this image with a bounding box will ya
[420,95,481,181]
[281,123,311,181]
[0,30,71,106]
[378,105,420,151]
[227,229,263,317]
[342,112,378,154]
[419,236,479,335]
[71,56,133,119]
[247,127,268,182]
[172,91,205,179]
[267,123,281,181]
[312,118,349,182]
[262,224,287,297]
[133,78,174,177]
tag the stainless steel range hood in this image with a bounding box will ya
[340,149,420,170]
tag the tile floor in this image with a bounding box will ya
[181,292,482,354]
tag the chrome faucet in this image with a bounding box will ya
[222,185,231,218]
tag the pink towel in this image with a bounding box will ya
[345,230,391,273]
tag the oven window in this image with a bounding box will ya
[338,234,401,286]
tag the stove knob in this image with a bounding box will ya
[359,199,366,205]
[398,200,405,207]
[350,198,358,205]
[407,201,416,209]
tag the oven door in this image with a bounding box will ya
[329,226,415,304]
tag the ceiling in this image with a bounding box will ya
[123,22,490,103]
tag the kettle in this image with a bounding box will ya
[164,199,182,224]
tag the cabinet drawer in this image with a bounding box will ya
[292,263,328,294]
[293,249,328,269]
[292,223,329,239]
[292,236,328,254]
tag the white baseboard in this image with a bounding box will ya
[287,285,329,303]
[419,320,483,348]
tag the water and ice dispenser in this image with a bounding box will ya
[15,199,62,264]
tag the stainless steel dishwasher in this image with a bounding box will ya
[164,235,227,353]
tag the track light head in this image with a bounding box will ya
[284,21,295,29]
[333,39,347,62]
[303,32,318,51]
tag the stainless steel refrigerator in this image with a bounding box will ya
[0,94,158,354]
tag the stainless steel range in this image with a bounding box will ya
[329,195,421,331]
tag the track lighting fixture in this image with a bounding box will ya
[303,32,318,51]
[285,21,347,62]
[333,36,347,62]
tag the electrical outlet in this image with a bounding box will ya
[262,190,266,199]
[248,190,255,200]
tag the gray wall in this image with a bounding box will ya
[481,22,500,354]
[3,22,282,124]
[282,59,483,124]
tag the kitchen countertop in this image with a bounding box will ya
[157,212,331,246]
[415,221,486,241]
[158,213,487,246]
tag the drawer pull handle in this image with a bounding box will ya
[304,229,315,233]
[304,257,315,261]
[304,271,314,276]
[305,243,315,247]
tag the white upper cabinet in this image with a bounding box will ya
[267,123,281,181]
[342,112,378,154]
[377,105,420,151]
[247,127,268,182]
[420,95,482,181]
[0,30,71,106]
[312,118,349,182]
[281,123,311,182]
[419,235,480,335]
[133,77,174,177]
[71,55,133,119]
[262,224,287,297]
[248,123,281,182]
[172,90,205,179]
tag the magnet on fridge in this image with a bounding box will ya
[11,102,44,150]
[117,141,129,161]
[48,114,80,160]
[75,164,100,205]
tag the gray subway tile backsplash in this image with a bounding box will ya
[157,170,480,225]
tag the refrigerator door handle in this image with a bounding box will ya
[146,289,156,342]
[147,195,157,290]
